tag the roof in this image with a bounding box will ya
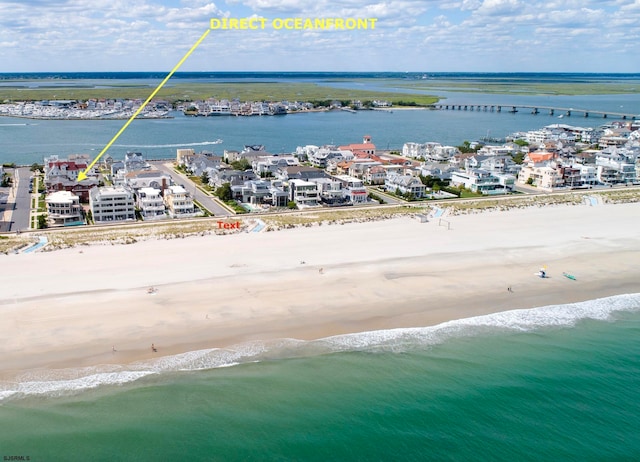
[528,152,556,163]
[339,142,377,152]
[46,190,79,203]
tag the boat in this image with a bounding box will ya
[563,272,576,280]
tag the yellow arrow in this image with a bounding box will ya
[78,28,211,182]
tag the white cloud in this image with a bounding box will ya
[0,0,638,72]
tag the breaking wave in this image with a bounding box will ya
[2,293,639,403]
[110,140,223,149]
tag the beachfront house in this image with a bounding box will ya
[385,174,426,198]
[333,175,369,204]
[308,177,347,206]
[163,185,195,217]
[46,190,84,227]
[451,169,508,195]
[595,148,638,184]
[89,186,136,223]
[231,179,289,208]
[137,187,166,219]
[288,179,319,207]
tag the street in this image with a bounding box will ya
[0,167,32,232]
[151,161,232,217]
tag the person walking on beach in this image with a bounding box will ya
[151,343,157,352]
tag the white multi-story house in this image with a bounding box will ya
[402,142,428,159]
[123,152,150,173]
[137,187,166,219]
[476,145,516,157]
[333,175,368,204]
[309,178,346,205]
[89,186,136,223]
[578,165,598,185]
[163,185,195,217]
[288,179,319,207]
[46,190,84,226]
[526,128,554,145]
[231,180,289,208]
[465,155,518,174]
[595,150,637,184]
[252,155,299,176]
[427,145,459,162]
[451,169,507,195]
[403,142,451,160]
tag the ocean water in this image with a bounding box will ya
[2,294,640,461]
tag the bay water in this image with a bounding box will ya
[1,72,639,165]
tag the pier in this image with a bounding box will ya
[433,104,637,120]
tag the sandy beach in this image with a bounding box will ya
[2,202,639,378]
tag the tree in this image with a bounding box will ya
[457,140,476,153]
[200,171,210,185]
[215,182,232,201]
[230,158,251,171]
[30,163,43,173]
[37,215,48,229]
[512,152,525,164]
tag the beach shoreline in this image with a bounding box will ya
[2,202,639,382]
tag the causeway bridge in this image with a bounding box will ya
[433,103,637,120]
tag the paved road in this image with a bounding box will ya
[0,167,32,232]
[151,161,232,217]
[13,167,33,231]
[366,186,403,205]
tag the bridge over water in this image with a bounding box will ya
[433,103,637,120]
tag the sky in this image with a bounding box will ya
[0,0,639,73]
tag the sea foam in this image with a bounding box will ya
[2,293,639,403]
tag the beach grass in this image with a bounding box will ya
[3,188,639,253]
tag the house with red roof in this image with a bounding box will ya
[44,154,98,202]
[339,135,376,156]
